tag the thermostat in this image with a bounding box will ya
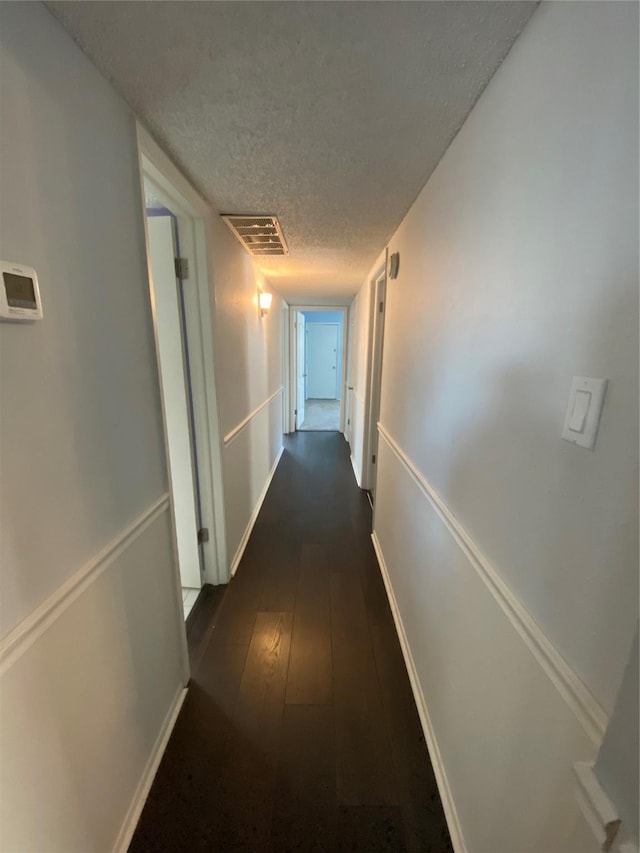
[1,261,43,321]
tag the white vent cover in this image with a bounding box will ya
[221,215,289,256]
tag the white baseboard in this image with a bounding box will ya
[371,531,467,853]
[114,686,188,853]
[349,453,361,487]
[574,761,621,852]
[229,445,284,577]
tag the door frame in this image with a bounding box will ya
[286,306,349,434]
[344,302,356,447]
[145,211,203,590]
[295,311,307,429]
[136,125,228,676]
[362,256,388,495]
[282,301,290,433]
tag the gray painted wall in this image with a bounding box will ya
[0,4,184,849]
[351,2,638,849]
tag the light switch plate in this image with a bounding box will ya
[562,376,608,450]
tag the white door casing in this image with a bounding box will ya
[367,271,387,503]
[296,311,306,428]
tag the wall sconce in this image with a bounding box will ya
[259,291,272,317]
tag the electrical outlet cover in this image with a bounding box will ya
[562,376,608,450]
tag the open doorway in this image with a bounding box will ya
[364,265,387,506]
[144,190,202,618]
[138,127,227,630]
[287,307,348,433]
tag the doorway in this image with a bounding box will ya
[138,127,227,636]
[364,267,387,505]
[288,308,347,433]
[145,196,202,617]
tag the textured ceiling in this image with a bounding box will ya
[48,1,537,304]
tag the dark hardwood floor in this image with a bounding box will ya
[129,432,453,853]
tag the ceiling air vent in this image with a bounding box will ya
[221,215,289,257]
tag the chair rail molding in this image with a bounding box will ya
[0,494,171,674]
[223,386,284,446]
[376,422,608,745]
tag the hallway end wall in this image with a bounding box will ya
[303,310,344,401]
[364,3,638,851]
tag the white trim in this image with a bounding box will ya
[113,686,188,853]
[137,125,209,217]
[573,761,621,852]
[288,306,349,434]
[377,422,608,745]
[352,388,365,405]
[0,495,170,674]
[287,307,297,433]
[349,453,362,487]
[282,303,292,434]
[137,121,228,589]
[371,531,466,853]
[360,253,388,492]
[223,387,284,446]
[229,446,284,577]
[191,216,228,583]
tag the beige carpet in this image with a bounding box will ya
[299,398,340,431]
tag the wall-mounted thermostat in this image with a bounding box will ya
[0,261,43,321]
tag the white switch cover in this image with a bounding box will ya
[562,376,608,450]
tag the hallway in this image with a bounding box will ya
[130,432,452,852]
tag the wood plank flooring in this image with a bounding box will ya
[129,432,453,853]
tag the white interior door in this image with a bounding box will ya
[306,323,338,399]
[296,312,306,428]
[147,216,202,589]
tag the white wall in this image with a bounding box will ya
[207,216,284,572]
[0,3,186,850]
[360,2,638,850]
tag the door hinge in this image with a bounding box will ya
[347,418,351,426]
[197,527,209,544]
[294,408,297,416]
[379,301,384,313]
[371,454,376,464]
[174,257,189,279]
